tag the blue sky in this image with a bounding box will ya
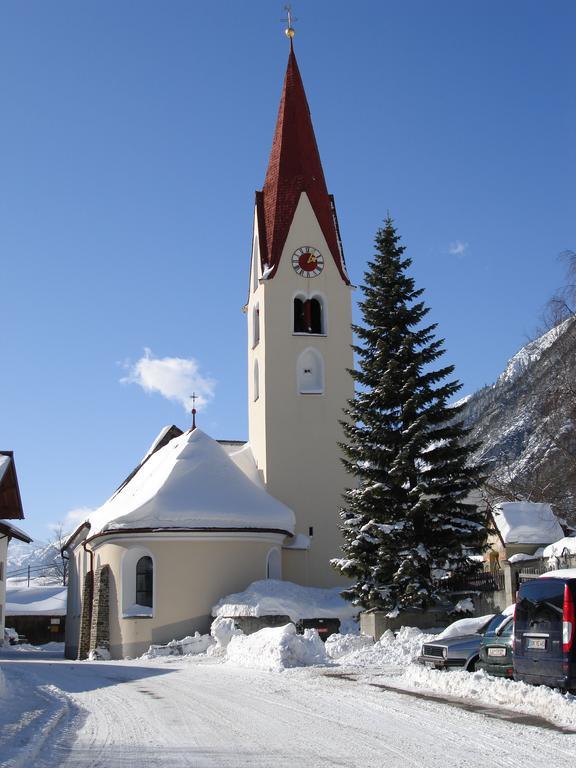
[2,1,574,541]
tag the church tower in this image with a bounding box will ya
[247,34,354,587]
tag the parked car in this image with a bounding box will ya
[514,573,576,691]
[477,614,514,678]
[418,614,508,671]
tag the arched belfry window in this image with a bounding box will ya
[297,348,324,394]
[293,297,324,334]
[136,556,153,608]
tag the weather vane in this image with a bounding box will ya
[282,4,296,40]
[190,392,198,430]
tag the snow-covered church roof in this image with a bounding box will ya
[87,429,295,537]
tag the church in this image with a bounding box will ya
[64,30,354,660]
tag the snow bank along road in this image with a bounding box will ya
[1,651,575,768]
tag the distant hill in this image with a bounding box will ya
[462,316,576,524]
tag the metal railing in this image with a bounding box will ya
[446,569,505,594]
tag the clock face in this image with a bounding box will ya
[292,247,324,277]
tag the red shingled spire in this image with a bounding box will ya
[256,44,349,284]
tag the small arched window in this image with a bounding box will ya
[297,348,324,394]
[136,556,153,608]
[253,359,259,401]
[293,297,323,334]
[253,303,260,347]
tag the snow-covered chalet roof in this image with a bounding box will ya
[87,429,295,537]
[493,501,564,545]
[0,520,32,544]
[6,583,67,616]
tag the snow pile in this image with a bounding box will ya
[436,614,494,640]
[508,552,539,563]
[540,568,576,580]
[325,633,373,660]
[208,616,244,655]
[88,647,111,661]
[452,597,474,614]
[142,632,214,659]
[493,501,563,545]
[336,626,434,667]
[212,579,357,622]
[401,665,576,729]
[226,624,328,672]
[543,537,576,558]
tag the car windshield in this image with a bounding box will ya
[482,614,507,635]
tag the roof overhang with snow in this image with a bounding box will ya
[492,501,564,545]
[0,520,32,544]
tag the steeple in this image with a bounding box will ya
[255,45,349,284]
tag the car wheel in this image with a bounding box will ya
[466,656,478,672]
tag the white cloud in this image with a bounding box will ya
[448,240,469,257]
[63,506,95,527]
[120,348,215,412]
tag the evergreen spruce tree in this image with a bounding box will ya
[332,218,489,613]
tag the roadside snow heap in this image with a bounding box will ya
[227,624,328,672]
[212,579,358,624]
[142,632,214,659]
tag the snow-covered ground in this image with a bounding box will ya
[2,627,576,768]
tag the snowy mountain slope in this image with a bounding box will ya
[462,316,576,522]
[6,539,66,584]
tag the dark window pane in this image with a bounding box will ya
[310,299,322,333]
[294,299,306,332]
[136,556,153,607]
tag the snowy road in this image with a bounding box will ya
[2,650,576,768]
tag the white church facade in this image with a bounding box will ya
[64,37,354,659]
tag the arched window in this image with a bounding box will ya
[253,303,260,347]
[266,548,282,579]
[297,348,324,394]
[136,556,153,608]
[293,297,324,334]
[253,359,259,401]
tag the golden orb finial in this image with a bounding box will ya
[282,5,296,41]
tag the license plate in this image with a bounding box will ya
[425,661,438,668]
[526,637,546,650]
[487,647,506,657]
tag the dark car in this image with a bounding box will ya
[477,614,514,678]
[418,614,508,671]
[514,574,576,691]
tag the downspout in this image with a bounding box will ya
[82,539,94,624]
